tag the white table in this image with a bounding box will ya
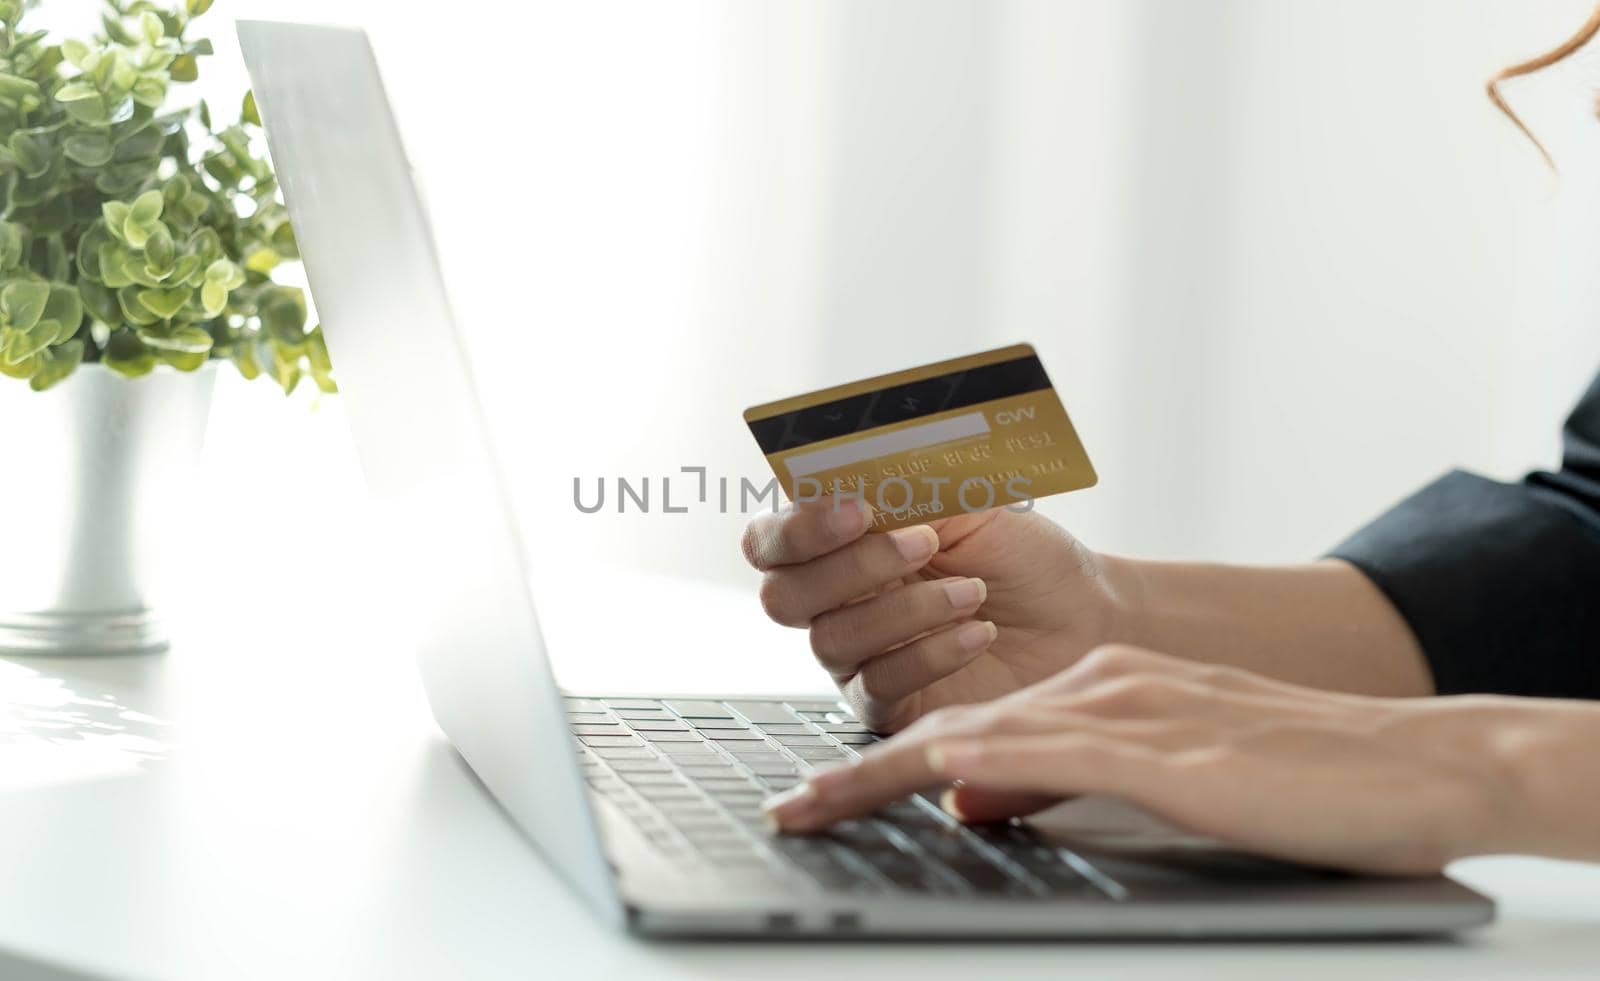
[4,520,1600,981]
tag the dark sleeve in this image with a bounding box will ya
[1329,369,1600,699]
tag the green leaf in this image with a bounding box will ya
[170,254,202,285]
[102,200,132,237]
[258,286,307,348]
[8,131,52,178]
[43,284,83,339]
[103,329,156,377]
[0,222,23,270]
[136,287,192,319]
[306,326,333,373]
[2,316,57,364]
[244,247,278,273]
[200,278,227,317]
[63,132,115,166]
[234,332,262,379]
[143,224,175,274]
[131,75,166,109]
[117,285,158,325]
[157,348,208,371]
[1,280,50,330]
[140,10,164,46]
[61,39,91,68]
[63,95,112,126]
[101,12,135,46]
[129,189,163,224]
[53,80,99,103]
[29,339,83,391]
[44,236,70,282]
[79,279,122,327]
[98,244,133,287]
[242,90,260,126]
[169,54,197,82]
[139,324,211,353]
[187,0,215,16]
[270,222,298,258]
[112,123,164,162]
[0,72,42,104]
[123,216,153,249]
[0,348,39,379]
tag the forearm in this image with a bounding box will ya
[1482,698,1600,863]
[1100,556,1434,696]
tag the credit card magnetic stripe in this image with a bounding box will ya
[745,347,1051,454]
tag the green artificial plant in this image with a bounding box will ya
[0,0,331,393]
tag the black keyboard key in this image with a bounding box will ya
[725,748,786,762]
[656,742,720,758]
[947,857,1031,895]
[772,734,828,746]
[755,723,815,735]
[604,758,671,772]
[592,747,655,760]
[665,700,734,718]
[618,771,685,786]
[636,785,702,802]
[786,700,846,712]
[786,745,848,761]
[640,730,705,742]
[729,702,798,724]
[677,763,739,778]
[571,723,629,736]
[614,707,672,720]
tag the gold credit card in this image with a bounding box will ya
[744,343,1096,530]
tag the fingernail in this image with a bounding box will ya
[889,525,938,562]
[925,745,947,772]
[826,501,870,539]
[956,619,997,653]
[942,577,986,610]
[938,787,968,822]
[760,782,817,831]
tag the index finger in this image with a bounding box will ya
[762,729,947,833]
[740,495,873,570]
[760,706,1039,832]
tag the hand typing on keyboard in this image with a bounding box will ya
[740,495,1133,732]
[759,645,1569,876]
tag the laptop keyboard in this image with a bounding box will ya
[570,696,1124,900]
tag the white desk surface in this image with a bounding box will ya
[3,517,1600,981]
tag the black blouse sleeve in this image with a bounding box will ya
[1329,369,1600,699]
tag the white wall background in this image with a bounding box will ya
[153,0,1600,590]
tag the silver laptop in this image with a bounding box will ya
[238,21,1494,938]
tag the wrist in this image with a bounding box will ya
[1091,552,1152,648]
[1471,700,1600,862]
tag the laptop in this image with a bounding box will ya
[238,21,1494,938]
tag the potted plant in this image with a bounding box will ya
[0,0,331,655]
